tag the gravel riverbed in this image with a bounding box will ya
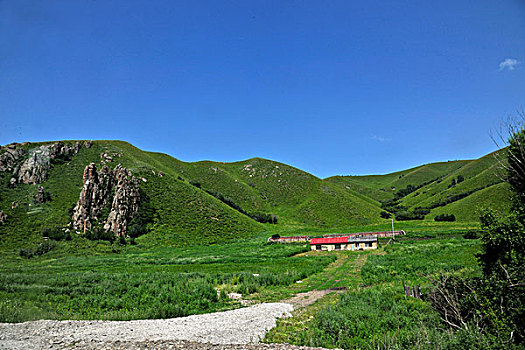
[0,303,329,350]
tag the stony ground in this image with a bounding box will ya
[0,302,336,350]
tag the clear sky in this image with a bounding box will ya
[1,1,524,178]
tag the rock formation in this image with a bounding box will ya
[103,165,141,236]
[34,186,47,203]
[0,144,26,172]
[72,163,140,237]
[72,163,116,233]
[0,211,6,225]
[7,142,83,185]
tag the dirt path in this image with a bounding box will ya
[0,303,296,349]
[282,289,333,308]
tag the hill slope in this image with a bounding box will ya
[0,140,511,256]
[325,149,511,221]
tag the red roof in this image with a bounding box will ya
[310,237,349,245]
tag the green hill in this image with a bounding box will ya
[325,149,511,222]
[0,140,512,257]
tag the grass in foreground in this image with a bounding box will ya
[265,236,486,349]
[0,239,334,322]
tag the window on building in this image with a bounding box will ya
[366,242,372,247]
[316,245,322,250]
[335,244,341,250]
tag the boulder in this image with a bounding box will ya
[34,186,46,203]
[0,211,6,225]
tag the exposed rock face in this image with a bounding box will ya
[72,163,140,237]
[0,211,6,225]
[0,144,26,172]
[10,142,82,185]
[103,165,141,236]
[84,140,93,148]
[72,163,116,233]
[14,146,51,184]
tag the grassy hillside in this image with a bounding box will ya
[0,140,511,260]
[0,141,264,255]
[325,150,510,222]
[0,140,385,258]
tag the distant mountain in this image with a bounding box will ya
[0,140,511,252]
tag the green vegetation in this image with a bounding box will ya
[265,237,489,349]
[326,150,510,222]
[0,138,520,349]
[426,120,525,346]
[0,239,334,322]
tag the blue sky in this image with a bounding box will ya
[1,1,524,178]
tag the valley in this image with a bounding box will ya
[0,140,515,349]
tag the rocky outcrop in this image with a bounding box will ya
[13,142,82,185]
[14,146,50,184]
[71,163,116,233]
[0,210,6,225]
[103,165,140,236]
[72,163,140,237]
[0,144,26,172]
[34,186,46,203]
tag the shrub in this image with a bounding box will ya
[189,180,201,188]
[434,214,456,222]
[41,227,71,241]
[380,211,392,219]
[463,230,481,239]
[19,241,57,259]
[84,227,115,243]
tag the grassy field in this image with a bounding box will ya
[0,238,334,322]
[0,215,501,349]
[265,235,484,349]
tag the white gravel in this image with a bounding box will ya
[0,303,294,350]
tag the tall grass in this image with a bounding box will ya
[0,240,333,322]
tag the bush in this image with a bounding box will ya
[380,211,392,219]
[19,241,57,259]
[41,227,71,241]
[84,227,115,243]
[463,230,481,239]
[434,214,456,222]
[251,213,278,224]
[189,180,201,188]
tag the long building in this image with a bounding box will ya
[323,230,405,238]
[310,235,378,251]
